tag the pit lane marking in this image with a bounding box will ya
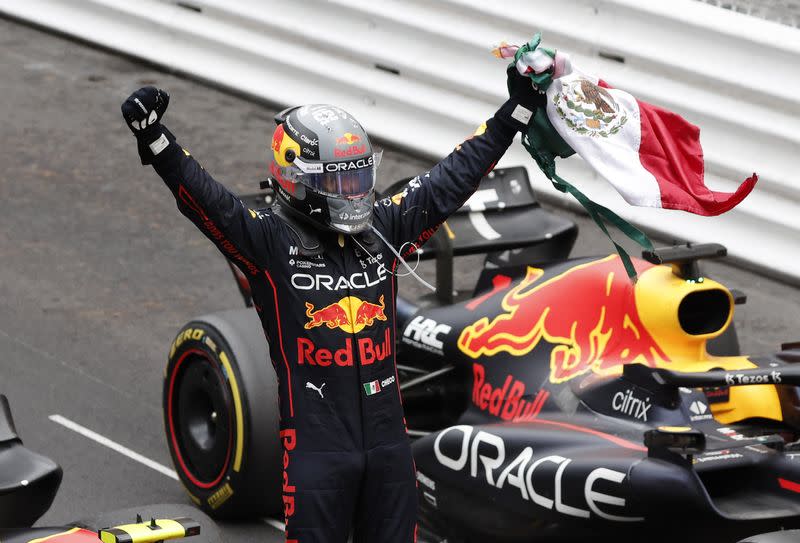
[49,414,179,480]
[49,414,286,533]
[263,518,285,532]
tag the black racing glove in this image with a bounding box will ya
[121,87,173,165]
[495,64,548,133]
[507,64,547,112]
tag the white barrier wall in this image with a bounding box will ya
[2,0,799,282]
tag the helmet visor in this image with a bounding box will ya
[281,150,382,199]
[302,167,375,199]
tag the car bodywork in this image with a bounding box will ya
[400,249,800,541]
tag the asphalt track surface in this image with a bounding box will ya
[1,17,799,543]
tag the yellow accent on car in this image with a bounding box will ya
[99,519,187,543]
[657,426,692,433]
[219,351,244,471]
[635,265,782,424]
[442,221,455,240]
[707,366,783,425]
[635,266,733,362]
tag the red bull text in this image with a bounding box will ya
[334,144,367,158]
[472,362,548,421]
[281,428,296,520]
[297,329,392,367]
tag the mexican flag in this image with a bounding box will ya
[496,38,757,216]
[363,380,381,396]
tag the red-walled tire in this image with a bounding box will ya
[163,308,281,519]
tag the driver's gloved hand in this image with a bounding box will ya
[507,64,547,113]
[121,86,174,165]
[497,64,548,133]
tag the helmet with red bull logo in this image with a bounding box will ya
[269,104,382,234]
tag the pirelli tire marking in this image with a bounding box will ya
[207,482,235,510]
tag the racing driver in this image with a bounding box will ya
[121,67,544,542]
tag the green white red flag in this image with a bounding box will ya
[363,380,381,396]
[494,39,757,216]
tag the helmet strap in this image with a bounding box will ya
[361,227,436,292]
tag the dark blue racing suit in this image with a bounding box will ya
[149,98,528,542]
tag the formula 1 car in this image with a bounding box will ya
[161,167,800,542]
[0,394,219,543]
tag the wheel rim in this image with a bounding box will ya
[168,349,234,489]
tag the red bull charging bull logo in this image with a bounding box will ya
[334,132,366,157]
[305,294,387,333]
[457,256,670,384]
[336,132,361,145]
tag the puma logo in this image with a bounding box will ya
[306,381,326,398]
[309,205,322,215]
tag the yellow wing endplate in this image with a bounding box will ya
[99,517,200,543]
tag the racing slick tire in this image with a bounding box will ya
[163,308,280,519]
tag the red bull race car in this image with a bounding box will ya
[161,167,800,542]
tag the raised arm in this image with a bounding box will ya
[373,81,545,253]
[121,87,273,278]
